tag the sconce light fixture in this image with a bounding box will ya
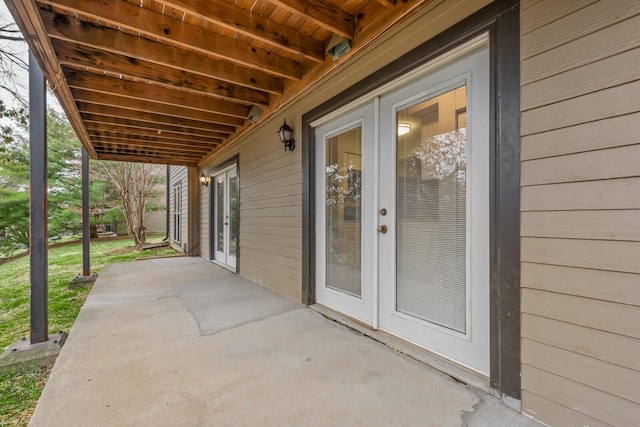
[397,123,412,136]
[199,172,210,188]
[277,119,295,152]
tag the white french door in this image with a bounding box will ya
[377,44,490,373]
[213,165,238,271]
[315,103,376,325]
[315,41,490,373]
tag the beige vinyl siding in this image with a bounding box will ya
[168,165,187,252]
[199,0,491,301]
[200,180,210,261]
[521,1,640,425]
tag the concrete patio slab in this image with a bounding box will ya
[30,258,540,427]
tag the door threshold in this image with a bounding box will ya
[311,303,490,393]
[210,259,236,273]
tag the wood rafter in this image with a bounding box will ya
[72,88,244,130]
[38,0,304,80]
[65,69,250,119]
[267,0,354,39]
[6,0,424,166]
[161,0,325,62]
[95,144,203,157]
[52,39,271,106]
[90,138,215,155]
[39,8,284,94]
[375,0,395,8]
[96,151,199,167]
[81,114,224,140]
[86,132,220,150]
[84,123,225,144]
[76,103,237,134]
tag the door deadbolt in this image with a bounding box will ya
[379,208,387,216]
[377,225,388,234]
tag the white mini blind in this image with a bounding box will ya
[395,84,467,333]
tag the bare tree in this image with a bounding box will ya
[0,17,28,106]
[96,161,162,249]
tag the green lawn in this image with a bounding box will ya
[0,236,177,426]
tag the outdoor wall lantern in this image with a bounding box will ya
[277,119,296,152]
[199,172,210,188]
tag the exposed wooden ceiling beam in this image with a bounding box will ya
[38,0,303,80]
[90,137,214,154]
[53,39,271,106]
[71,87,245,133]
[73,89,244,130]
[87,132,219,150]
[95,144,203,157]
[96,151,199,167]
[161,0,325,63]
[40,8,283,95]
[76,103,237,134]
[84,123,224,144]
[65,69,250,120]
[71,88,239,130]
[91,142,212,161]
[81,114,223,139]
[95,143,203,157]
[375,0,395,8]
[268,0,354,39]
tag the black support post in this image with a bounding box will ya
[81,147,90,276]
[29,52,48,345]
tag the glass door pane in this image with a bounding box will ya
[215,174,225,256]
[228,169,238,260]
[396,84,467,333]
[325,126,362,297]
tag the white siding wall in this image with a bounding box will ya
[168,165,188,252]
[520,1,640,425]
[200,0,491,302]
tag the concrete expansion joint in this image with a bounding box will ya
[193,303,303,337]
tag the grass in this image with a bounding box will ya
[0,236,177,426]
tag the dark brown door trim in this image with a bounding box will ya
[302,0,520,399]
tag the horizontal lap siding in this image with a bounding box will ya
[239,144,303,300]
[200,181,209,261]
[520,1,640,425]
[201,137,303,301]
[199,0,489,302]
[168,165,187,252]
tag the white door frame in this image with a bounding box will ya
[312,41,490,374]
[212,163,238,272]
[315,102,376,325]
[377,44,490,374]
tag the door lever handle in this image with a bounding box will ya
[377,225,387,234]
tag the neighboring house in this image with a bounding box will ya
[167,165,189,253]
[11,1,640,425]
[111,164,167,236]
[141,164,168,236]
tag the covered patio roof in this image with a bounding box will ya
[6,0,431,166]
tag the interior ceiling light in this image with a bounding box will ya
[397,123,412,136]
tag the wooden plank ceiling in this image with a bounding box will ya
[7,0,429,166]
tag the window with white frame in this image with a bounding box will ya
[173,184,181,243]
